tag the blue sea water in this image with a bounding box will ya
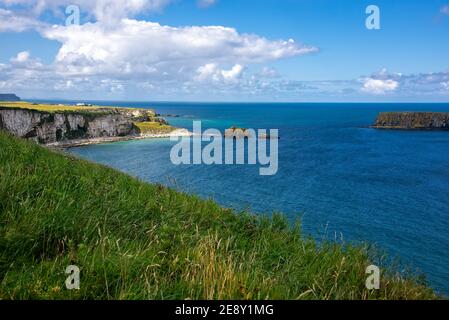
[37,100,449,295]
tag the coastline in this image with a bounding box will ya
[0,101,193,149]
[2,100,449,295]
[0,130,438,300]
[46,128,192,148]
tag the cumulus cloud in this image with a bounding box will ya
[357,68,449,98]
[0,50,56,95]
[9,51,45,70]
[0,52,127,97]
[0,0,319,99]
[360,68,401,95]
[3,1,447,101]
[11,51,30,63]
[41,19,317,77]
[362,79,399,95]
[195,63,244,84]
[3,52,449,100]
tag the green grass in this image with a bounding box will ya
[0,101,148,115]
[0,131,438,300]
[135,122,176,135]
[0,101,113,113]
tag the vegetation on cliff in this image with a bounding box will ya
[135,121,176,135]
[0,101,175,145]
[0,101,114,113]
[0,101,167,123]
[0,131,437,300]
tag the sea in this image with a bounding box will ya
[32,100,449,295]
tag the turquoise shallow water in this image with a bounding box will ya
[38,100,449,295]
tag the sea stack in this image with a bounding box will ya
[372,112,449,130]
[224,127,280,139]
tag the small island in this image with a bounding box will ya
[225,127,280,139]
[372,112,449,130]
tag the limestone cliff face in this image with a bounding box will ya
[373,112,449,130]
[0,108,141,144]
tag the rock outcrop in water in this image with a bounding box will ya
[0,105,170,145]
[224,127,280,139]
[372,112,449,130]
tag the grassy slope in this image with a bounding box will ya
[135,122,176,135]
[0,131,437,300]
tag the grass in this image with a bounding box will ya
[0,131,438,300]
[0,101,107,113]
[0,101,146,114]
[135,122,176,135]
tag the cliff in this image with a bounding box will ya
[373,112,449,130]
[0,93,20,101]
[0,102,171,145]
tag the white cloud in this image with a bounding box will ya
[0,8,46,32]
[41,19,317,77]
[0,0,172,22]
[359,68,403,95]
[0,0,319,100]
[195,63,244,84]
[258,66,280,78]
[8,1,448,101]
[11,51,30,63]
[362,78,399,95]
[442,81,449,90]
[9,51,44,70]
[221,64,244,82]
[441,5,449,15]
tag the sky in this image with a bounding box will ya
[0,0,449,102]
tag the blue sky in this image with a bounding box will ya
[0,0,448,101]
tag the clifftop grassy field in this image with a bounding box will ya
[0,131,437,300]
[0,101,140,113]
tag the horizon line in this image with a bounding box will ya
[21,98,449,104]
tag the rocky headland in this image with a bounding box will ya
[0,101,188,147]
[372,112,449,130]
[0,93,21,101]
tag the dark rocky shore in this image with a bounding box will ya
[372,112,449,130]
